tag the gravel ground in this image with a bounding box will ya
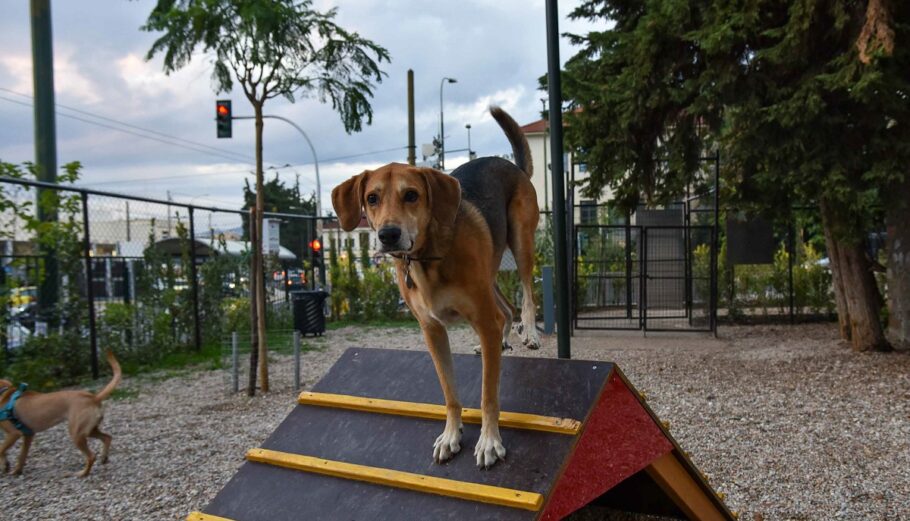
[1,322,908,520]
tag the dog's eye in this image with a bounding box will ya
[403,190,419,203]
[366,193,379,206]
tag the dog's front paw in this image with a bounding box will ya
[432,426,463,463]
[474,430,506,469]
[520,323,541,350]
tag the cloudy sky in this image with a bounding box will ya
[0,0,605,215]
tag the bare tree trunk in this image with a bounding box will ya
[820,199,890,352]
[254,102,269,392]
[886,174,910,350]
[247,207,259,397]
[822,215,852,341]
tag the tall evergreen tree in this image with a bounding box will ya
[561,0,909,351]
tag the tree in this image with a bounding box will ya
[142,0,390,391]
[560,0,910,351]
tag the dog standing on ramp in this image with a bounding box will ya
[332,107,540,468]
[0,350,121,477]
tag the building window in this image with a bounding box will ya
[580,200,597,224]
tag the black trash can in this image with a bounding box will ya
[291,290,329,336]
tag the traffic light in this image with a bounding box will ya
[309,238,323,258]
[216,100,232,138]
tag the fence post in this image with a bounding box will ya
[81,191,99,379]
[294,330,301,390]
[543,266,555,334]
[788,221,795,323]
[188,206,202,351]
[231,331,239,393]
[711,151,720,335]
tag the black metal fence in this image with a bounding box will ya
[0,176,326,381]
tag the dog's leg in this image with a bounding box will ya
[89,426,112,464]
[470,300,507,468]
[474,285,515,355]
[421,319,463,463]
[0,428,21,474]
[11,434,33,476]
[72,434,96,477]
[508,193,541,350]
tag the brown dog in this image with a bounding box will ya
[0,350,121,477]
[332,107,539,468]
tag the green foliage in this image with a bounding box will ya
[328,253,403,322]
[5,332,91,391]
[0,162,89,386]
[141,0,390,133]
[560,0,910,240]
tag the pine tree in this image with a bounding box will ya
[562,0,910,351]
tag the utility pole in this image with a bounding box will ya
[407,70,416,166]
[30,0,58,319]
[125,201,131,242]
[546,0,571,359]
[541,98,550,213]
[166,190,173,238]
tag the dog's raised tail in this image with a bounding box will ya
[94,351,122,402]
[490,106,533,178]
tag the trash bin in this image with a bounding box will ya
[291,290,329,336]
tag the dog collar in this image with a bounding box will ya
[388,253,443,289]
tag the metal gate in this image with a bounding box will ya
[573,224,716,332]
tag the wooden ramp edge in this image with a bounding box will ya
[187,512,234,521]
[246,448,544,511]
[298,391,581,435]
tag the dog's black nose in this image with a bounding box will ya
[378,226,402,246]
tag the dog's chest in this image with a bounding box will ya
[400,272,460,323]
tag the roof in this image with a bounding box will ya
[323,216,370,230]
[519,119,548,134]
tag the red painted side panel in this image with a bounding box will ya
[539,372,673,520]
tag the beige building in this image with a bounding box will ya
[519,118,612,226]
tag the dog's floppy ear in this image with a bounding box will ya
[420,168,461,229]
[332,170,370,231]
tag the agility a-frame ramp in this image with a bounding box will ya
[188,348,736,520]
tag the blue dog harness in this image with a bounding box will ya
[0,383,34,436]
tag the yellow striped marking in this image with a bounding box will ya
[298,391,581,435]
[186,513,234,521]
[246,448,543,511]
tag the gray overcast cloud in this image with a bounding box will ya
[0,0,605,213]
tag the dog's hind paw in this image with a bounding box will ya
[520,324,541,350]
[474,430,506,469]
[433,428,462,463]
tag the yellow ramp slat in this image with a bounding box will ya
[186,513,235,521]
[246,448,544,511]
[298,391,581,435]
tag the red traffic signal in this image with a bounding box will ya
[216,100,232,138]
[309,238,322,253]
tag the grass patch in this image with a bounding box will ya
[110,387,140,401]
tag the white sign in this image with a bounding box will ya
[263,218,280,254]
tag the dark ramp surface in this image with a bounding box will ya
[204,348,613,521]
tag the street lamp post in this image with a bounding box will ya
[439,77,457,171]
[465,124,473,159]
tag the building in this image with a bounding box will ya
[323,216,381,263]
[519,117,612,226]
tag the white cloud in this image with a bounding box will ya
[2,49,103,105]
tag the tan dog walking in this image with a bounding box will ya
[332,107,539,468]
[0,350,121,477]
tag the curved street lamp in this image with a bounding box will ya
[439,77,457,171]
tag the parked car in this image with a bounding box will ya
[10,286,37,306]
